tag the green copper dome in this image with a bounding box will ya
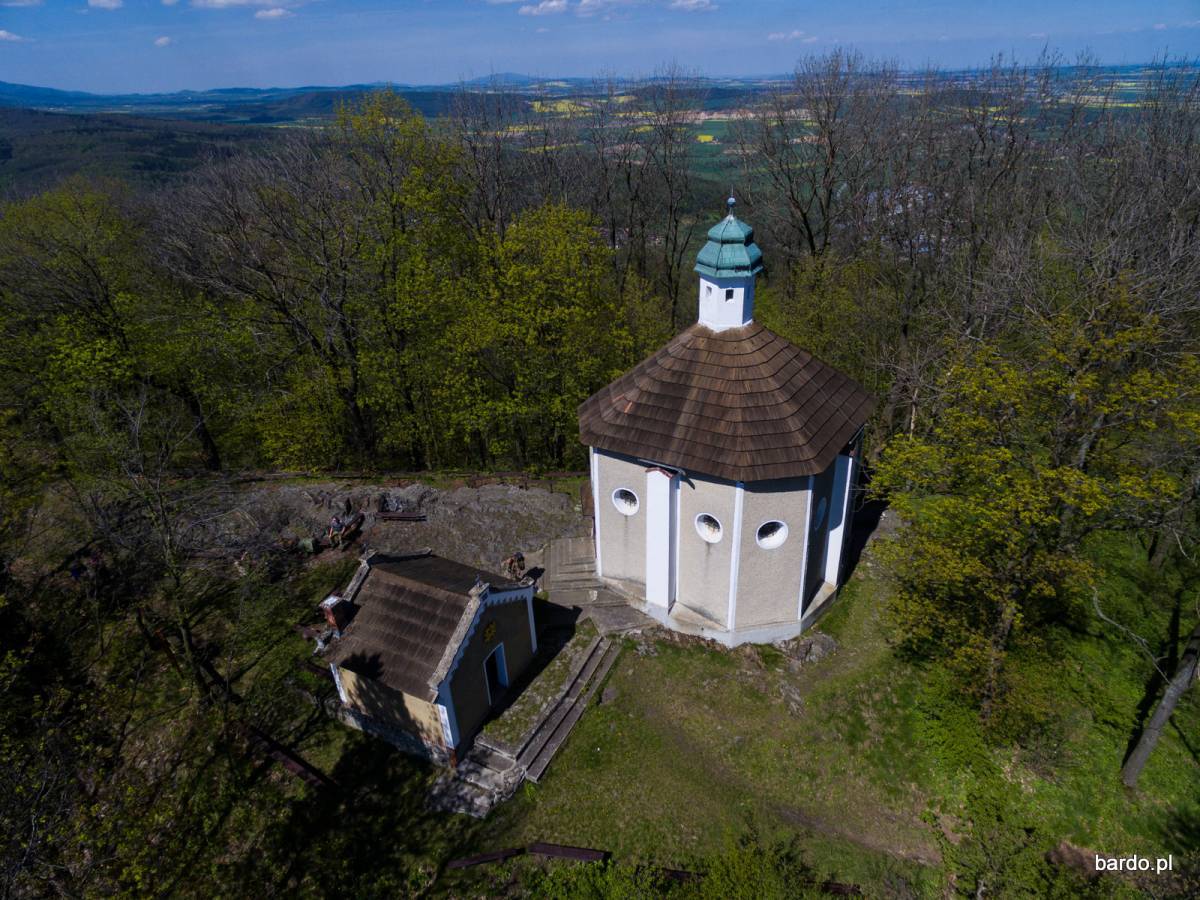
[694,197,764,279]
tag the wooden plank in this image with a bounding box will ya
[301,660,333,681]
[527,842,609,862]
[377,511,427,522]
[445,847,525,869]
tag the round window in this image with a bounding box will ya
[612,488,639,516]
[812,496,828,531]
[756,520,789,550]
[695,513,723,543]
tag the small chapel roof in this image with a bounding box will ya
[578,322,874,482]
[323,552,517,701]
[694,197,764,279]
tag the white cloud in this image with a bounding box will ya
[88,0,123,8]
[577,0,630,16]
[1153,23,1167,30]
[518,0,566,15]
[191,0,278,7]
[162,0,179,5]
[154,35,172,46]
[0,0,42,7]
[1028,31,1046,38]
[669,0,716,10]
[255,6,292,18]
[0,29,27,41]
[768,29,805,42]
[535,26,550,32]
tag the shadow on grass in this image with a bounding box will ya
[243,731,482,896]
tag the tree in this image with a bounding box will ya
[873,291,1200,724]
[0,180,226,472]
[445,203,634,468]
[1121,619,1200,787]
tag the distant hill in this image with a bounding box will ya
[0,106,269,195]
[0,80,462,124]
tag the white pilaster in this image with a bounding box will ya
[645,468,676,609]
[590,447,603,577]
[796,474,814,622]
[436,680,460,749]
[824,454,854,586]
[726,481,745,630]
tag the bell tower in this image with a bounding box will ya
[694,196,764,331]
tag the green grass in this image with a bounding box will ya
[470,562,939,893]
[231,527,1198,896]
[439,532,1199,895]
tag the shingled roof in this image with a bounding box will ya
[324,553,514,701]
[578,322,875,482]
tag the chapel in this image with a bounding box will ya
[578,198,874,645]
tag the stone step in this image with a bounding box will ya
[547,537,596,578]
[554,560,597,577]
[526,643,621,783]
[548,588,598,608]
[427,775,495,818]
[515,637,608,767]
[589,589,630,608]
[456,759,516,794]
[468,742,517,770]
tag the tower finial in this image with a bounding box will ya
[726,192,736,216]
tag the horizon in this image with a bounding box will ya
[0,1,1197,95]
[0,58,1195,99]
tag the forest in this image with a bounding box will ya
[1,52,1199,896]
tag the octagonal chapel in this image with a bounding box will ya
[578,198,875,645]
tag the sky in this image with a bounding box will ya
[0,1,1198,94]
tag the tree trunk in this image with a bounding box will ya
[1121,620,1200,787]
[179,387,222,472]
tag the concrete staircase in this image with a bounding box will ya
[545,536,627,609]
[428,632,621,817]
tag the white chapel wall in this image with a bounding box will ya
[733,477,810,629]
[676,473,737,625]
[595,450,646,586]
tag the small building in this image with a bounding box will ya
[578,198,875,645]
[323,550,537,765]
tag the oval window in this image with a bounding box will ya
[756,520,788,550]
[812,496,828,531]
[695,513,723,543]
[612,488,639,516]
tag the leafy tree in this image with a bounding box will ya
[0,180,227,472]
[873,292,1200,725]
[445,203,634,468]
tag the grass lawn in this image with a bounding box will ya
[468,562,940,893]
[259,532,1198,896]
[442,533,1200,896]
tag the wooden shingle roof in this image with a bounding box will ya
[578,322,875,482]
[324,553,512,701]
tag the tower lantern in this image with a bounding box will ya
[694,195,764,331]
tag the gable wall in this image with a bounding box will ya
[447,593,536,746]
[335,666,444,747]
